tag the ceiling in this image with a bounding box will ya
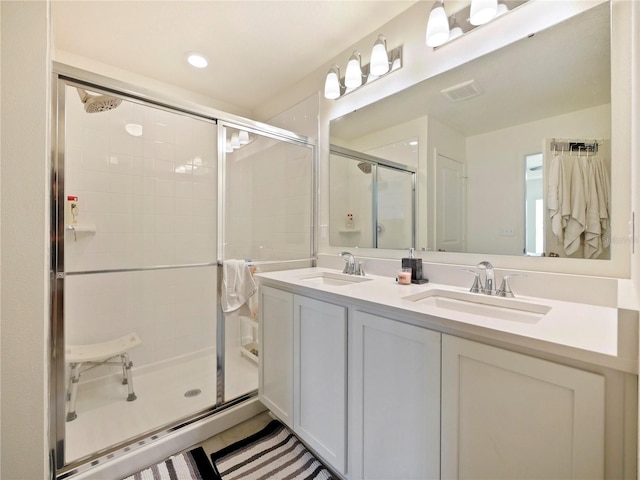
[51,0,420,113]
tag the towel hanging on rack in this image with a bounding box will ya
[221,259,257,313]
[547,142,610,258]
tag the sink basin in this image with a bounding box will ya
[403,289,551,323]
[299,271,373,287]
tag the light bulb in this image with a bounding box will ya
[324,67,341,99]
[345,51,363,89]
[370,36,389,76]
[426,2,450,47]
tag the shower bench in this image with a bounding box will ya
[65,332,142,421]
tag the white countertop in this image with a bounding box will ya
[256,267,638,374]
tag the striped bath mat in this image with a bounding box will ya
[122,446,215,480]
[210,419,336,479]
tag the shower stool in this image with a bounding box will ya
[65,332,142,422]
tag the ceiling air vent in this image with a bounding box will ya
[441,80,481,102]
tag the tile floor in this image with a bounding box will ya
[197,411,274,458]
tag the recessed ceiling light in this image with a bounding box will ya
[187,53,208,68]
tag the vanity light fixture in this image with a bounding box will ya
[324,35,402,100]
[427,0,526,49]
[426,0,450,47]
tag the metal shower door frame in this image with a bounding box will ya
[49,66,317,478]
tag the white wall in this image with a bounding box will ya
[465,104,610,256]
[0,2,50,479]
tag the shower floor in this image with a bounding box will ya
[64,346,258,463]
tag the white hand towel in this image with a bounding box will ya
[221,259,257,313]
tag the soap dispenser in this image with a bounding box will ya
[401,248,428,284]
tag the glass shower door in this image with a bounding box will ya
[57,83,218,464]
[219,124,314,403]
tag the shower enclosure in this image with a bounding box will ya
[50,73,315,476]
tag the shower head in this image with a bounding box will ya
[357,162,372,174]
[77,88,122,113]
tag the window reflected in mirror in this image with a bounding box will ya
[525,153,544,256]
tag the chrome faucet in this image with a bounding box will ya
[476,261,495,295]
[339,252,356,275]
[339,251,365,276]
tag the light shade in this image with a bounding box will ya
[426,1,450,47]
[469,0,498,25]
[324,66,341,99]
[239,130,250,145]
[344,51,363,89]
[370,35,389,76]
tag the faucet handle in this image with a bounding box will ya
[496,274,525,298]
[463,269,483,293]
[355,261,365,276]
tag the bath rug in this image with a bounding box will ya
[210,419,336,480]
[122,446,215,480]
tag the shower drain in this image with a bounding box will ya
[184,388,202,398]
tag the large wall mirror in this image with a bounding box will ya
[329,3,615,264]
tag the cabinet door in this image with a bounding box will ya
[350,311,441,480]
[258,285,293,427]
[441,335,605,480]
[293,295,347,474]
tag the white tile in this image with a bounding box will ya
[155,178,174,197]
[83,171,109,192]
[109,193,134,214]
[109,173,133,194]
[109,153,134,174]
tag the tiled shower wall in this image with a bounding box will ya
[63,87,217,369]
[224,137,312,262]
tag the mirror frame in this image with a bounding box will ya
[322,0,631,278]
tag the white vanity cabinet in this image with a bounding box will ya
[258,285,348,475]
[441,335,606,479]
[350,310,442,480]
[259,285,294,427]
[293,295,347,474]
